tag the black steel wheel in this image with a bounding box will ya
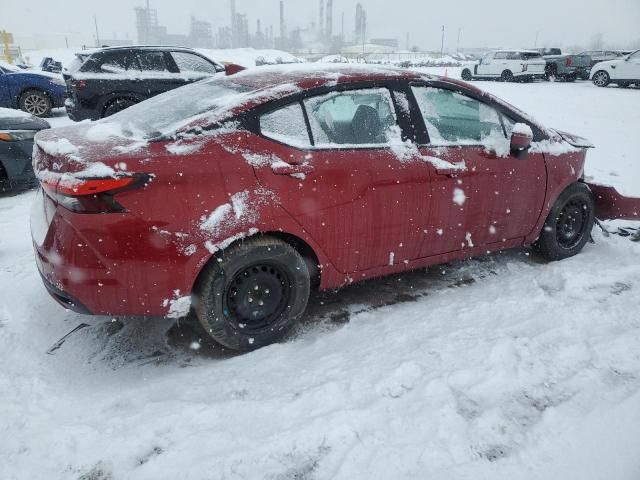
[533,183,595,261]
[195,236,310,351]
[461,69,473,81]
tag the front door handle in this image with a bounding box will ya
[272,163,315,175]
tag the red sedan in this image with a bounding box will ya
[30,65,640,350]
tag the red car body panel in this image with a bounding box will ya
[29,66,634,317]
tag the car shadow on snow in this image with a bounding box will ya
[51,247,541,368]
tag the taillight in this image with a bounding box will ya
[565,57,573,67]
[72,79,87,90]
[41,174,151,213]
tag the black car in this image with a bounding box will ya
[0,108,50,193]
[64,46,225,121]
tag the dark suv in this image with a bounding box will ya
[64,46,225,121]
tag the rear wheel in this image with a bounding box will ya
[103,98,136,117]
[501,70,514,82]
[592,70,610,87]
[533,183,594,261]
[195,236,311,351]
[461,68,473,81]
[19,90,51,117]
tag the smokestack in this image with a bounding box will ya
[230,0,236,47]
[279,0,285,39]
[319,0,324,39]
[326,0,333,39]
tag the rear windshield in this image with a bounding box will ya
[103,78,252,138]
[67,55,89,73]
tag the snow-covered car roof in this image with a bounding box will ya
[0,61,22,72]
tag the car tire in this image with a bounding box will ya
[592,70,610,87]
[501,70,514,82]
[533,183,595,261]
[194,236,311,351]
[19,90,52,117]
[461,68,473,81]
[103,98,137,118]
[544,65,556,81]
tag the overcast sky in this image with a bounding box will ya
[3,0,640,51]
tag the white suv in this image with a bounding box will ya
[461,50,547,82]
[591,50,640,87]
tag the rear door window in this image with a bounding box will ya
[97,51,131,73]
[131,51,170,72]
[171,52,219,74]
[303,88,399,147]
[259,103,312,148]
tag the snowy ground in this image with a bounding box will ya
[1,69,640,480]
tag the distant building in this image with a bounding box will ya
[134,5,213,48]
[370,38,399,49]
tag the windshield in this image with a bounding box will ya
[104,78,253,138]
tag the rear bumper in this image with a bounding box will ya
[31,189,195,317]
[38,271,92,314]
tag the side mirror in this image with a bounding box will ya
[224,63,247,76]
[510,123,533,159]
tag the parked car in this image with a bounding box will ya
[0,107,50,193]
[31,65,640,351]
[0,61,66,117]
[64,45,226,121]
[577,50,629,69]
[534,48,592,81]
[591,49,640,87]
[461,50,547,82]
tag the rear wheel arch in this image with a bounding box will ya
[192,231,322,295]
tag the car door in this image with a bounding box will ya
[476,53,496,76]
[128,50,180,98]
[251,86,432,274]
[410,84,547,257]
[0,68,10,107]
[617,51,640,80]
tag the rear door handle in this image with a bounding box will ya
[435,168,459,177]
[271,163,315,175]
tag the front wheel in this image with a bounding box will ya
[194,236,310,351]
[592,70,610,87]
[501,70,514,82]
[461,68,473,81]
[533,183,594,261]
[19,90,52,117]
